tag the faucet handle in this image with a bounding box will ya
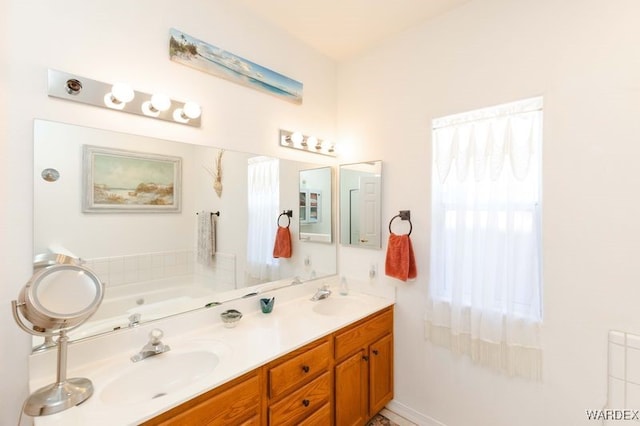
[128,313,141,327]
[149,328,164,345]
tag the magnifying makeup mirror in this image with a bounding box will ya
[12,253,104,416]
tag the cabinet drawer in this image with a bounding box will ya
[297,402,331,426]
[335,307,393,360]
[269,340,331,398]
[269,372,331,425]
[151,374,260,426]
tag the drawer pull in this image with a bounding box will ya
[372,349,379,356]
[362,355,369,362]
[302,399,310,407]
[302,365,310,373]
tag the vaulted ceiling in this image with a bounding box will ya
[236,0,470,61]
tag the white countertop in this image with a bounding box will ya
[29,279,394,426]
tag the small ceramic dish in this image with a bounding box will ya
[220,309,243,328]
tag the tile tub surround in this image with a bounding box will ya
[607,330,640,413]
[84,250,236,288]
[28,278,395,426]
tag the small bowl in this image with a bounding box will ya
[220,309,243,328]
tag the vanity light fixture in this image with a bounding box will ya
[279,129,336,157]
[47,69,202,127]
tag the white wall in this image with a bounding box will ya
[337,0,640,424]
[0,1,336,424]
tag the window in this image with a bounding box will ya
[425,97,543,379]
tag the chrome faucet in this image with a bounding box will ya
[131,328,171,362]
[310,284,332,301]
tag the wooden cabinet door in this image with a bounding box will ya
[145,372,261,426]
[368,333,393,417]
[269,372,331,425]
[335,349,367,426]
[297,403,331,426]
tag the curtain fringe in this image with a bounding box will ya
[425,321,542,381]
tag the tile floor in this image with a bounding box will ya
[368,408,417,426]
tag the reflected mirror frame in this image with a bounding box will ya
[339,160,383,249]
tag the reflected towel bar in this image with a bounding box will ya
[196,211,220,217]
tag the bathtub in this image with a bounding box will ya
[68,276,234,340]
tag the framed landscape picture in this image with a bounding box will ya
[83,145,182,213]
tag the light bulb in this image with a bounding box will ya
[110,83,134,104]
[291,132,303,145]
[150,93,171,112]
[307,136,318,149]
[182,101,201,119]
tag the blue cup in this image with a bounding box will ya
[260,297,275,314]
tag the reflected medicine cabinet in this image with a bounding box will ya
[299,189,321,224]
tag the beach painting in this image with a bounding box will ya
[83,145,182,213]
[169,28,303,105]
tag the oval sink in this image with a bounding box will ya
[312,296,367,316]
[100,350,219,405]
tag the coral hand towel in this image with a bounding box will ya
[273,226,292,258]
[385,233,417,281]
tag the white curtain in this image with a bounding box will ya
[247,156,280,282]
[426,97,543,379]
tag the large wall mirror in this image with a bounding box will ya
[33,120,336,343]
[339,161,383,249]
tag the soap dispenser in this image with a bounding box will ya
[339,276,349,295]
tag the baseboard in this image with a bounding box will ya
[386,400,447,426]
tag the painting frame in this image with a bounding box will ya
[169,28,303,105]
[82,145,182,213]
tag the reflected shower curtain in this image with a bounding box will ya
[247,157,280,282]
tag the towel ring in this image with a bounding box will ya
[277,210,292,228]
[388,211,412,236]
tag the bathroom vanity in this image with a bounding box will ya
[28,280,394,426]
[143,307,393,425]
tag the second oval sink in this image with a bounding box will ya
[100,350,219,405]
